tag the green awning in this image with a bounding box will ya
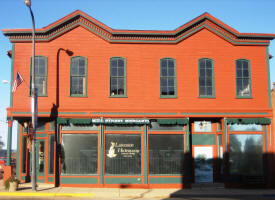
[157,118,189,125]
[69,118,92,125]
[227,118,271,125]
[57,118,68,125]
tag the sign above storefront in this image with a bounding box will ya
[92,118,150,125]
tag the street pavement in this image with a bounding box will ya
[1,181,275,200]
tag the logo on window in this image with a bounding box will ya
[107,142,117,158]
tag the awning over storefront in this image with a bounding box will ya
[227,118,271,125]
[157,118,189,125]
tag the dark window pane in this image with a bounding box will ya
[111,67,117,76]
[200,86,206,96]
[22,137,27,173]
[168,87,175,95]
[161,60,166,68]
[79,65,85,76]
[111,77,118,86]
[61,134,98,174]
[118,67,124,76]
[199,59,204,67]
[118,59,124,67]
[79,58,85,67]
[160,77,167,87]
[207,87,212,96]
[243,69,249,78]
[105,134,141,174]
[199,78,205,86]
[161,66,167,76]
[168,66,174,76]
[206,69,212,77]
[149,134,184,174]
[237,69,242,77]
[168,60,174,68]
[49,135,55,174]
[236,60,242,69]
[206,77,212,87]
[161,87,168,95]
[243,61,248,69]
[229,134,263,176]
[168,78,174,87]
[206,60,212,68]
[111,60,117,68]
[200,68,205,76]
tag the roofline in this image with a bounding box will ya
[2,10,275,44]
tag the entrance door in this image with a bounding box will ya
[36,139,46,182]
[194,146,213,183]
[29,139,46,183]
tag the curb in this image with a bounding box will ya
[0,192,93,198]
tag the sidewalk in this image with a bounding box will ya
[1,181,275,199]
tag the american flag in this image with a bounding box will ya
[12,72,24,92]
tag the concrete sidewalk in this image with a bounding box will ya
[1,182,275,199]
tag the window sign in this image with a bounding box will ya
[194,121,212,132]
[105,134,141,175]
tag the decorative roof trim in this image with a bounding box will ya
[2,10,275,45]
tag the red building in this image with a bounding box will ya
[2,10,275,188]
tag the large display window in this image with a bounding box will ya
[61,134,98,175]
[229,134,263,176]
[149,134,184,174]
[105,134,141,175]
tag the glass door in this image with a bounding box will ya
[194,146,214,183]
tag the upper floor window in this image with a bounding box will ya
[30,56,47,96]
[110,57,126,97]
[70,56,87,97]
[235,59,251,98]
[160,58,176,98]
[198,58,215,98]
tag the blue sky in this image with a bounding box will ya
[0,0,275,149]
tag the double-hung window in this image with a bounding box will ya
[198,58,215,98]
[70,56,87,97]
[30,56,47,96]
[110,57,126,97]
[235,59,251,98]
[160,58,176,98]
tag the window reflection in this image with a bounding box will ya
[149,134,184,174]
[229,134,263,176]
[228,124,262,132]
[61,134,98,174]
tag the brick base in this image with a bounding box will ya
[3,166,14,186]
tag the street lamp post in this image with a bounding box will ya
[24,0,37,191]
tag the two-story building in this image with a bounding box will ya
[2,10,275,188]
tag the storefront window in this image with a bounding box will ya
[149,122,184,131]
[228,124,262,132]
[105,134,141,175]
[61,134,98,175]
[149,134,184,174]
[229,134,263,176]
